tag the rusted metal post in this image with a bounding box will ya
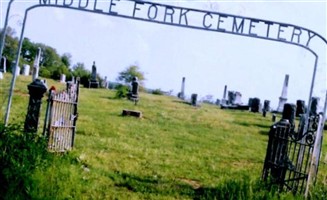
[24,79,47,133]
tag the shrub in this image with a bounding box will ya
[115,84,130,99]
[151,89,164,95]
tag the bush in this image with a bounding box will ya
[151,89,164,95]
[115,84,130,99]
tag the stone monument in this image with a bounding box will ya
[191,93,198,106]
[178,77,185,100]
[32,47,41,81]
[89,61,99,88]
[221,85,228,105]
[276,74,289,112]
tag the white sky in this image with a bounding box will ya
[1,0,326,109]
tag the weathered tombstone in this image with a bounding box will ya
[24,79,47,133]
[127,77,139,105]
[263,100,270,117]
[191,93,198,106]
[0,56,6,73]
[89,61,99,88]
[296,100,305,117]
[250,98,260,112]
[0,72,3,79]
[215,99,220,106]
[22,64,30,76]
[272,114,277,122]
[60,74,66,83]
[282,103,296,126]
[309,97,319,116]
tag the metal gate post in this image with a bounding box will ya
[24,79,47,133]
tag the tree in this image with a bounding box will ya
[116,65,145,85]
[61,53,72,68]
[72,62,91,87]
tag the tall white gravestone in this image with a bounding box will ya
[32,47,42,81]
[276,74,289,112]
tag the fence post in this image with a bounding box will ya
[24,79,47,133]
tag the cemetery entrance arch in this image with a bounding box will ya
[2,0,327,196]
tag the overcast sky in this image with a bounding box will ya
[1,0,326,109]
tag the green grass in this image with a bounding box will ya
[1,74,327,199]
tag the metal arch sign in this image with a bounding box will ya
[3,0,327,125]
[33,0,326,52]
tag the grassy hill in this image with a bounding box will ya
[1,74,327,199]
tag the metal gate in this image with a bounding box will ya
[43,79,79,152]
[262,112,324,195]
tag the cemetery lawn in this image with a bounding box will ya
[1,74,327,199]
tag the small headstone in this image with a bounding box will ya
[191,93,198,106]
[250,98,260,112]
[296,100,305,117]
[282,103,296,126]
[262,100,270,117]
[122,109,142,118]
[0,72,3,79]
[22,64,30,76]
[310,97,319,116]
[60,74,66,83]
[215,99,220,106]
[272,114,276,122]
[1,56,6,73]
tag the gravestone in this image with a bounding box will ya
[127,77,139,105]
[60,74,66,83]
[32,47,41,81]
[1,56,6,73]
[276,74,289,112]
[103,76,108,88]
[191,93,198,106]
[250,98,260,112]
[89,61,99,88]
[282,103,296,126]
[310,97,319,116]
[22,64,30,76]
[296,100,305,117]
[0,72,3,79]
[221,85,228,105]
[178,77,186,100]
[215,99,220,106]
[228,91,242,105]
[263,100,270,117]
